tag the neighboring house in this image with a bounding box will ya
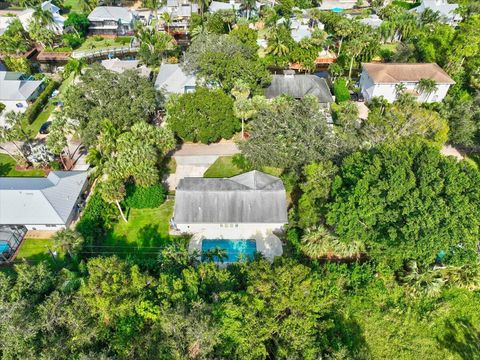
[0,71,44,127]
[208,0,261,16]
[414,0,461,26]
[359,63,455,103]
[88,6,137,36]
[173,171,287,261]
[18,0,65,34]
[265,71,334,105]
[154,63,196,95]
[277,17,324,43]
[359,14,383,28]
[101,58,151,77]
[0,171,88,232]
[158,0,198,32]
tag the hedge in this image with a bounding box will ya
[24,79,60,124]
[333,78,350,103]
[123,183,166,209]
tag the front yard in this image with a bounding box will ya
[0,154,45,177]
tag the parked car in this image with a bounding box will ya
[39,121,52,134]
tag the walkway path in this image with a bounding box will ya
[166,141,240,190]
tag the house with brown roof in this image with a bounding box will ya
[359,63,455,103]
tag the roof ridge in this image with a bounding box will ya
[39,181,66,223]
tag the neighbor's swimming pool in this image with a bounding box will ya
[201,239,257,262]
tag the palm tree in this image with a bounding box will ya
[416,78,438,102]
[52,229,84,259]
[333,19,353,56]
[32,6,54,27]
[400,261,445,298]
[144,0,162,23]
[345,37,366,80]
[197,0,210,23]
[240,0,256,19]
[63,58,86,80]
[161,11,172,33]
[232,81,256,139]
[301,226,365,260]
[394,82,406,98]
[99,177,128,223]
[266,30,289,57]
[202,247,228,263]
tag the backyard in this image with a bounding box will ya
[76,36,133,52]
[0,154,45,177]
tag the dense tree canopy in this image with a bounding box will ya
[326,139,480,269]
[63,65,161,147]
[165,87,239,144]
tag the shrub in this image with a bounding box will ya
[0,102,5,114]
[24,80,60,124]
[76,191,117,244]
[3,57,31,74]
[123,183,166,209]
[333,78,350,103]
[115,36,131,45]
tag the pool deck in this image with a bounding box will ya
[189,231,283,263]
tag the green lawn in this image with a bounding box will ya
[103,200,185,257]
[204,156,244,178]
[15,238,56,263]
[77,36,133,52]
[204,156,283,178]
[0,154,45,177]
[63,0,84,13]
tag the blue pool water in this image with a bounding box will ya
[201,239,257,262]
[0,242,10,252]
[331,7,344,12]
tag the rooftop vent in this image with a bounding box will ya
[283,70,295,78]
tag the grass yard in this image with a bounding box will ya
[63,0,84,13]
[103,200,185,257]
[77,36,133,52]
[204,156,244,178]
[204,156,283,178]
[0,154,45,177]
[15,238,58,263]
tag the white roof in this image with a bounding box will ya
[100,58,151,77]
[359,14,383,28]
[154,64,196,94]
[209,1,240,12]
[0,72,44,102]
[0,171,88,225]
[415,0,461,21]
[17,1,65,33]
[88,6,135,24]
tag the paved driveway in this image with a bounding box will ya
[166,141,240,190]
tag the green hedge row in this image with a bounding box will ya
[24,79,60,124]
[333,78,350,104]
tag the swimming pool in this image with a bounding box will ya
[201,239,257,262]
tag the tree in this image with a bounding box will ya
[144,0,162,22]
[160,11,172,33]
[0,19,31,55]
[416,78,438,102]
[62,58,86,79]
[46,116,74,170]
[240,96,350,169]
[240,0,256,19]
[231,79,256,139]
[63,64,160,148]
[64,12,90,38]
[52,229,84,259]
[135,24,177,67]
[441,94,480,147]
[166,87,239,144]
[326,139,480,269]
[0,112,34,164]
[99,178,128,222]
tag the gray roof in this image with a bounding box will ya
[0,71,43,101]
[174,171,288,224]
[88,6,135,23]
[100,58,151,77]
[265,74,333,103]
[155,63,196,94]
[0,171,88,225]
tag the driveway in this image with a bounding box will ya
[166,141,240,190]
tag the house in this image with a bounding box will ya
[265,71,334,105]
[154,63,196,95]
[359,14,383,29]
[18,0,65,34]
[158,0,198,32]
[208,0,261,16]
[0,71,44,127]
[359,63,455,103]
[173,171,287,261]
[101,58,151,77]
[88,6,137,36]
[277,17,324,43]
[414,0,461,26]
[0,171,88,232]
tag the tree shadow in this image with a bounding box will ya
[137,224,173,250]
[0,162,13,176]
[437,317,480,359]
[327,312,371,359]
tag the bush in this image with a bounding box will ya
[0,102,5,114]
[115,36,132,45]
[24,80,60,124]
[76,191,117,244]
[333,78,350,103]
[3,57,31,74]
[62,33,84,49]
[123,183,166,209]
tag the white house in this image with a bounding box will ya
[277,17,324,43]
[0,71,44,127]
[154,63,196,95]
[18,0,65,34]
[88,6,137,36]
[0,171,88,232]
[172,171,288,237]
[359,63,455,103]
[414,0,461,26]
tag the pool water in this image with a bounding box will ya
[0,242,10,253]
[201,239,257,262]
